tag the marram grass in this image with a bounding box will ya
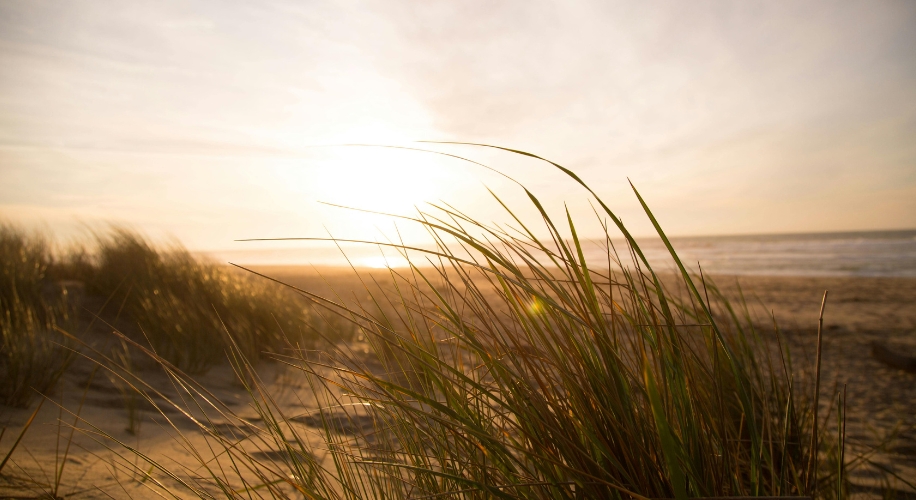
[0,226,323,408]
[0,225,74,407]
[83,229,315,373]
[92,146,849,499]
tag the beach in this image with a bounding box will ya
[1,268,914,498]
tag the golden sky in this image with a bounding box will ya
[1,1,914,254]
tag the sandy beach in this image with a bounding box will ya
[1,268,914,498]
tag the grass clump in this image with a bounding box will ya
[1,224,320,397]
[74,229,314,373]
[0,225,74,407]
[98,147,850,499]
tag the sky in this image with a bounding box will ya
[1,0,915,262]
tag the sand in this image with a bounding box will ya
[2,268,914,498]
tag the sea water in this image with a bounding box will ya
[606,230,916,278]
[208,230,916,278]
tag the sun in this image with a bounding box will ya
[359,255,411,269]
[311,147,443,214]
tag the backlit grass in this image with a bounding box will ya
[79,229,315,373]
[1,226,323,405]
[0,225,74,407]
[91,147,850,499]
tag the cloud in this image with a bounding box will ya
[0,0,913,248]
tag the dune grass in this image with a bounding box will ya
[88,148,850,499]
[73,229,316,373]
[1,226,324,410]
[0,225,74,407]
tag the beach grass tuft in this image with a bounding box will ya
[1,225,325,408]
[87,148,851,499]
[0,225,74,407]
[78,229,314,373]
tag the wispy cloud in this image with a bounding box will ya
[1,0,914,249]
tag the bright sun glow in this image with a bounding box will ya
[359,255,411,269]
[311,146,444,214]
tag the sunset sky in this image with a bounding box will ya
[1,1,914,259]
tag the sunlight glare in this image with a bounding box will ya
[360,255,411,269]
[312,146,444,215]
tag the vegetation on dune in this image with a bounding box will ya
[90,147,851,499]
[0,226,74,407]
[0,226,317,406]
[72,229,314,373]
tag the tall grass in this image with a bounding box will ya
[1,225,325,409]
[95,147,848,499]
[74,229,315,373]
[0,225,74,407]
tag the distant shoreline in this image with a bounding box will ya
[204,229,916,278]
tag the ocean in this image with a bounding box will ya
[205,230,916,278]
[617,230,916,278]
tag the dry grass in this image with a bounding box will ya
[81,147,853,499]
[0,225,74,407]
[1,225,332,408]
[74,229,318,373]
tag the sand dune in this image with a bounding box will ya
[2,269,914,498]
